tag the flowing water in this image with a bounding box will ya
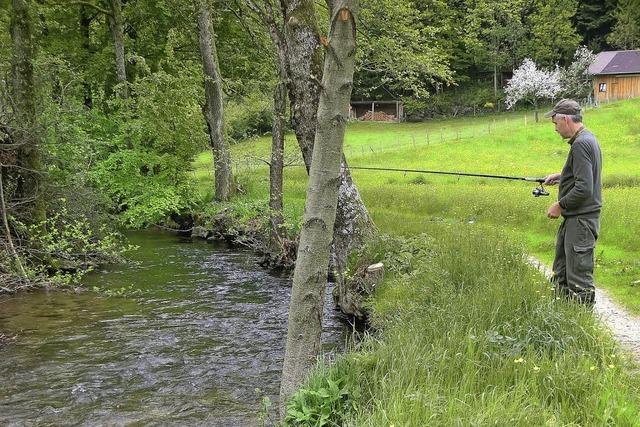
[0,231,347,426]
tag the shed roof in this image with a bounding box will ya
[589,50,640,75]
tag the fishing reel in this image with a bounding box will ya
[532,184,550,197]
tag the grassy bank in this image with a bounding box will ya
[287,229,640,425]
[194,99,640,315]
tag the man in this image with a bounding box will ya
[543,99,602,306]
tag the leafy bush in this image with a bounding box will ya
[93,150,198,228]
[6,205,132,287]
[285,370,359,426]
[405,83,499,119]
[92,68,206,227]
[225,92,274,142]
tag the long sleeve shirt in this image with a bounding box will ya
[558,127,602,218]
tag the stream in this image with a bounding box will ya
[0,231,347,426]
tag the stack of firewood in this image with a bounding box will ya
[360,111,396,121]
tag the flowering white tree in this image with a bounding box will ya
[505,58,563,121]
[560,46,596,100]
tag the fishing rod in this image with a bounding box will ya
[340,165,550,197]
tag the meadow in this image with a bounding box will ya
[194,100,640,425]
[194,99,640,314]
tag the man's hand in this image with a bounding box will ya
[543,173,561,185]
[547,201,561,219]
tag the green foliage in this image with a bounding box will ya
[528,0,581,67]
[348,234,434,279]
[225,91,274,142]
[7,205,132,286]
[355,0,453,100]
[405,83,498,119]
[465,0,530,75]
[608,0,640,49]
[575,0,617,52]
[284,372,358,426]
[93,149,198,227]
[90,66,206,228]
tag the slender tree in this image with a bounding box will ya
[79,5,94,108]
[280,0,373,306]
[195,0,233,201]
[11,0,44,224]
[106,0,127,98]
[280,0,358,412]
[244,0,289,247]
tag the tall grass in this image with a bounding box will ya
[289,229,640,425]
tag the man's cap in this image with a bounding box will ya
[544,99,581,118]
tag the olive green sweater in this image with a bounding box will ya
[558,128,602,217]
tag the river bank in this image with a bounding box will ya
[285,227,640,425]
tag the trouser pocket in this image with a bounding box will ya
[572,217,597,273]
[572,243,594,273]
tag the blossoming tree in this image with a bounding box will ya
[505,58,563,122]
[560,46,596,100]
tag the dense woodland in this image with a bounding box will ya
[1,0,639,289]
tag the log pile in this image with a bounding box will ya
[360,110,396,121]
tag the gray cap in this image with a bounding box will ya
[544,99,581,118]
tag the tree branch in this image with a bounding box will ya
[69,1,112,17]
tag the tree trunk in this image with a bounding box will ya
[279,0,358,413]
[270,80,286,249]
[258,0,290,249]
[195,0,233,202]
[11,0,45,224]
[493,64,498,100]
[280,0,323,170]
[107,0,128,99]
[80,5,93,109]
[281,0,373,303]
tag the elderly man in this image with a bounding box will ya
[543,99,602,306]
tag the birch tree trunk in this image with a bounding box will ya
[281,0,373,306]
[195,0,233,202]
[11,0,45,224]
[106,0,128,99]
[279,0,358,413]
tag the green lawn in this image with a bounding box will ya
[194,99,640,315]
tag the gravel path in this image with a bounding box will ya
[528,257,640,362]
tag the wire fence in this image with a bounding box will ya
[228,100,601,176]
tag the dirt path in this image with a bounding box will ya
[528,257,640,362]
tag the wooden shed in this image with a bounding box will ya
[589,50,640,102]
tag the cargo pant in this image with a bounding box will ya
[552,215,600,306]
